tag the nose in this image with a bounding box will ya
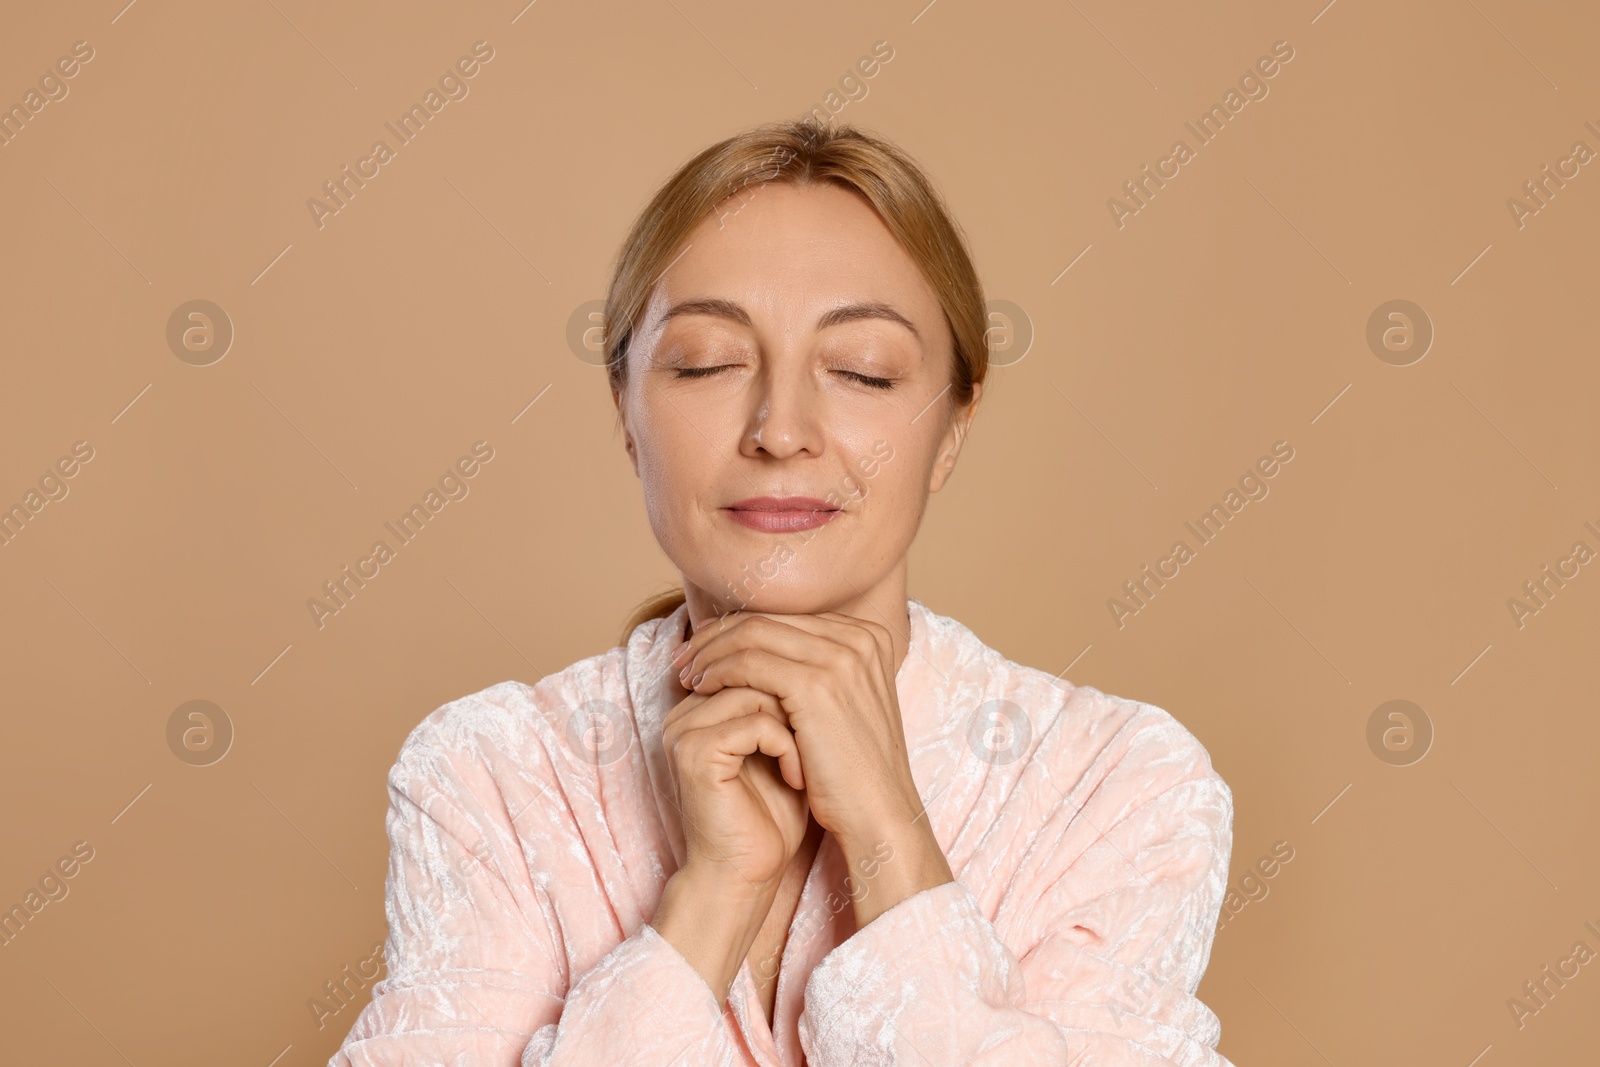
[741,360,823,460]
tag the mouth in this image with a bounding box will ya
[722,496,841,533]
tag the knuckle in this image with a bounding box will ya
[675,729,704,760]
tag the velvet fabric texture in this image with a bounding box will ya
[328,597,1237,1065]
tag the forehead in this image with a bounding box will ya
[642,182,943,336]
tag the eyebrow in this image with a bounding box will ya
[659,298,922,342]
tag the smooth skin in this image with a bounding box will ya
[613,180,983,1024]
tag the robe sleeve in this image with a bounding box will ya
[326,715,752,1067]
[797,707,1237,1067]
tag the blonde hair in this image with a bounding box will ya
[608,118,989,646]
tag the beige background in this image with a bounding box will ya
[2,0,1596,1063]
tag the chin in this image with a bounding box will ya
[706,576,850,617]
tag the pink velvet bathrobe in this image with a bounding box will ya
[328,598,1237,1066]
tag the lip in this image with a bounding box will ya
[722,496,840,533]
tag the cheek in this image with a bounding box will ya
[629,401,727,535]
[842,432,930,528]
[635,425,696,509]
[862,471,918,534]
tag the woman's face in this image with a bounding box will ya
[615,180,981,619]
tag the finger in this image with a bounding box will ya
[814,610,898,682]
[679,707,804,790]
[661,690,707,734]
[670,610,782,670]
[663,686,799,786]
[687,646,821,712]
[753,721,805,791]
[743,737,806,793]
[670,611,748,669]
[666,684,790,735]
[690,609,893,683]
[676,614,851,690]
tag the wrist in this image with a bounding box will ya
[650,866,775,1006]
[833,792,924,862]
[837,819,953,929]
[667,861,779,907]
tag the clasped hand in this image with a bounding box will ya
[668,610,925,856]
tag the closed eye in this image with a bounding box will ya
[837,370,895,390]
[675,366,895,390]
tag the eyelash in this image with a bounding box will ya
[673,366,895,390]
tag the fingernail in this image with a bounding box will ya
[690,670,704,687]
[679,663,691,681]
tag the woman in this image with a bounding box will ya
[330,119,1236,1066]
